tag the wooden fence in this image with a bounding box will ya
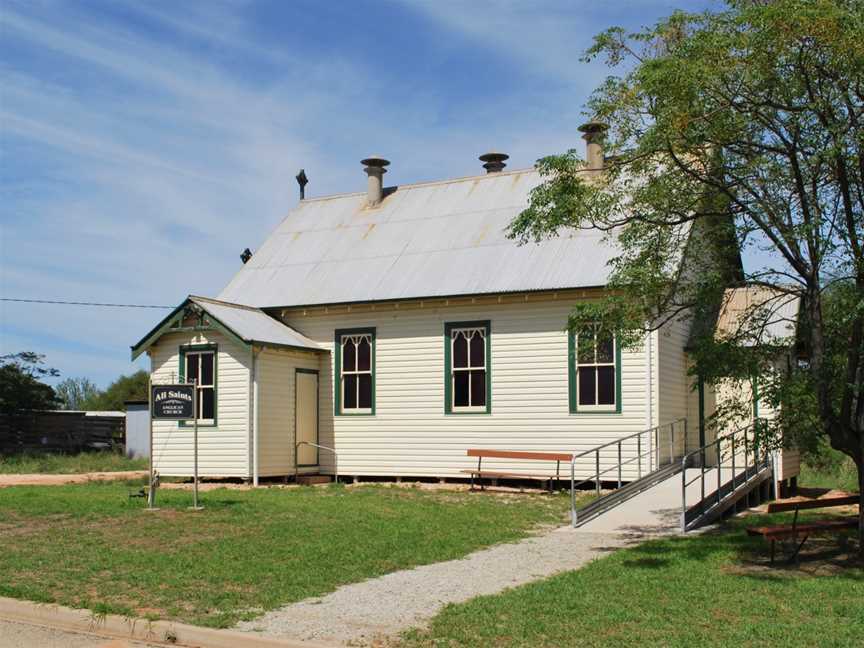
[0,411,125,455]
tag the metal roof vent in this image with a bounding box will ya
[578,120,608,172]
[295,169,308,200]
[240,248,252,264]
[361,156,390,206]
[479,151,509,173]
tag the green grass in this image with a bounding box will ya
[0,482,571,627]
[399,513,863,648]
[0,451,148,474]
[800,457,859,492]
[398,466,863,648]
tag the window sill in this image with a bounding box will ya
[179,421,218,427]
[447,409,491,415]
[569,409,621,416]
[336,411,375,417]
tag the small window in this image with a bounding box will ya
[183,348,216,423]
[336,329,375,415]
[570,326,619,413]
[445,321,490,414]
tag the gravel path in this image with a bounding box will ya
[236,526,631,646]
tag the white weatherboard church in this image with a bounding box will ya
[131,124,800,490]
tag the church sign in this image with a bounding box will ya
[151,384,195,420]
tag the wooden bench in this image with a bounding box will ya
[746,494,859,564]
[462,449,573,493]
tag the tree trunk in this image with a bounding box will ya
[859,457,864,561]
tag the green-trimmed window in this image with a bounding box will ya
[180,345,216,423]
[335,328,375,415]
[569,326,621,414]
[445,321,491,414]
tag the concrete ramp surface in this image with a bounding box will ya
[575,466,773,535]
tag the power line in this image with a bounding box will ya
[1,297,173,309]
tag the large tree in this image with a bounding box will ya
[510,0,864,553]
[0,352,60,415]
[55,376,100,411]
[81,370,148,412]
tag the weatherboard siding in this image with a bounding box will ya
[149,330,250,477]
[283,296,670,480]
[256,347,320,476]
[656,315,697,459]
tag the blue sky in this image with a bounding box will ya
[1,0,717,388]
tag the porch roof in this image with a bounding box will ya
[131,295,324,360]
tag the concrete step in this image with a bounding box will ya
[296,474,332,485]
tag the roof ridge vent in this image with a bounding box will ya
[578,120,608,173]
[361,155,390,206]
[479,151,509,173]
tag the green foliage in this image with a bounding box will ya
[0,352,60,414]
[510,0,864,479]
[81,370,148,411]
[55,376,100,410]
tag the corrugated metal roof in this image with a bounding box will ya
[130,296,323,359]
[189,296,322,350]
[218,168,621,308]
[715,287,800,346]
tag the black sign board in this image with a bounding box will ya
[151,384,195,420]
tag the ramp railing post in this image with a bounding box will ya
[637,432,642,479]
[683,418,688,458]
[595,450,601,496]
[731,435,736,490]
[617,441,622,489]
[681,457,687,532]
[570,454,577,527]
[716,437,722,506]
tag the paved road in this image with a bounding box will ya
[0,619,163,648]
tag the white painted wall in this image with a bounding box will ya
[256,347,321,477]
[656,314,697,460]
[282,295,677,480]
[124,403,150,459]
[149,330,251,477]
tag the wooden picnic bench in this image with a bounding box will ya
[462,449,573,493]
[746,494,859,564]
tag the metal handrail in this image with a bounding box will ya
[295,441,339,484]
[679,420,771,531]
[570,417,687,527]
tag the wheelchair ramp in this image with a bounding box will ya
[573,422,774,535]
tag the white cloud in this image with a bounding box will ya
[1,0,647,385]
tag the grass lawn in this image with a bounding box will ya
[400,517,863,648]
[0,482,570,627]
[400,469,863,648]
[799,458,860,493]
[0,451,147,474]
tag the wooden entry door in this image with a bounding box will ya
[295,370,319,467]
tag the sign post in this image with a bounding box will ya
[191,379,201,510]
[147,376,156,510]
[151,382,203,510]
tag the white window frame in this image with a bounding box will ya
[185,350,216,423]
[450,327,487,413]
[340,333,373,414]
[575,328,617,412]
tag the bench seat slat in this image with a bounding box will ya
[765,495,859,513]
[746,517,857,539]
[467,449,572,462]
[459,469,555,480]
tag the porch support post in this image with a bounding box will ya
[252,346,260,486]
